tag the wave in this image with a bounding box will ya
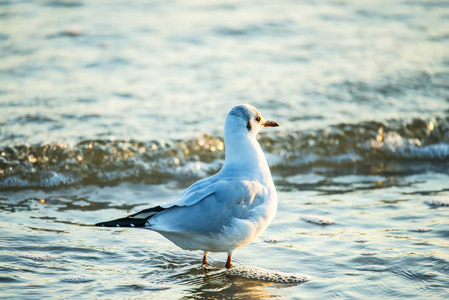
[1,116,448,190]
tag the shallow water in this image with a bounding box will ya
[1,179,449,299]
[1,0,449,299]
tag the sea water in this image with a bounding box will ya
[1,0,449,298]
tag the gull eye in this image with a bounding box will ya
[255,116,261,123]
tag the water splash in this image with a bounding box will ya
[226,266,308,283]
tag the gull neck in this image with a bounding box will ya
[222,129,271,183]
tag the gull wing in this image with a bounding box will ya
[95,175,220,227]
[160,175,220,209]
[147,178,266,233]
[96,176,266,232]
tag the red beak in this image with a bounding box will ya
[262,120,279,127]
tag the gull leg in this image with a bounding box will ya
[202,251,210,266]
[225,254,232,269]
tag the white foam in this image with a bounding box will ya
[301,214,334,225]
[226,266,308,283]
[0,173,76,189]
[61,275,95,283]
[19,253,57,261]
[357,265,387,272]
[361,251,377,256]
[40,172,76,188]
[371,132,449,159]
[409,227,433,232]
[0,177,31,189]
[264,237,286,243]
[426,198,449,207]
[135,283,171,291]
[409,143,449,159]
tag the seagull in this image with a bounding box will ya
[96,104,279,269]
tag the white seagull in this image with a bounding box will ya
[96,104,279,268]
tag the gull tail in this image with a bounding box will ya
[95,205,166,228]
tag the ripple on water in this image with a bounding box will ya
[61,275,95,283]
[424,272,438,277]
[226,266,308,283]
[397,269,438,282]
[300,214,334,225]
[19,253,58,261]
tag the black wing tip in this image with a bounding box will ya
[94,220,121,227]
[95,205,166,228]
[95,217,147,228]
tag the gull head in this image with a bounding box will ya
[225,104,279,138]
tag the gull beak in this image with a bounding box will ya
[262,120,279,127]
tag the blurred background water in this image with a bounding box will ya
[1,0,449,299]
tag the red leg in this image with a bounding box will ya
[225,254,232,269]
[202,251,209,265]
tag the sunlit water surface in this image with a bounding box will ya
[1,0,449,299]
